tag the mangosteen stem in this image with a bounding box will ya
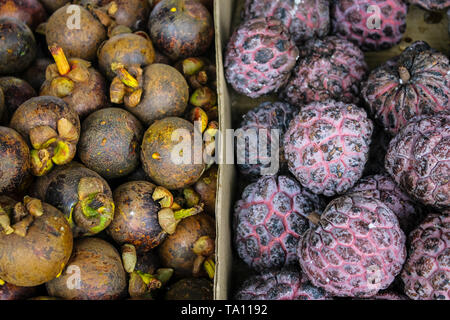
[0,214,14,235]
[111,63,139,89]
[136,270,162,290]
[121,244,137,273]
[398,66,410,83]
[77,193,114,235]
[173,204,204,220]
[192,235,214,257]
[49,44,70,76]
[203,257,215,279]
[155,268,173,286]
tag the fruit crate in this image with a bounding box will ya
[214,0,450,299]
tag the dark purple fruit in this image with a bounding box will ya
[22,57,52,92]
[165,278,213,300]
[0,17,36,75]
[0,77,36,120]
[0,282,37,300]
[194,165,217,216]
[78,108,143,179]
[39,0,69,13]
[0,0,47,31]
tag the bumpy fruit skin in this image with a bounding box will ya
[149,0,214,60]
[385,113,449,210]
[141,117,205,190]
[243,0,330,44]
[0,77,36,121]
[362,41,450,135]
[234,175,324,271]
[367,291,409,300]
[0,0,47,30]
[331,0,407,51]
[349,174,424,234]
[166,278,213,300]
[236,102,296,177]
[107,181,166,251]
[281,37,367,105]
[0,17,36,75]
[78,108,143,179]
[401,214,449,300]
[407,0,450,10]
[0,127,30,194]
[235,269,331,300]
[225,17,299,98]
[284,100,373,196]
[0,283,37,300]
[125,64,189,126]
[298,194,406,298]
[45,5,107,61]
[0,201,73,287]
[194,165,217,216]
[98,32,155,80]
[46,238,127,300]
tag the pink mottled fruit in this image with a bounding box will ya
[284,100,373,196]
[234,175,324,271]
[280,36,368,105]
[407,0,450,10]
[401,214,449,300]
[298,193,406,298]
[225,17,299,98]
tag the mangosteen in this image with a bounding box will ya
[41,4,107,61]
[110,63,189,126]
[29,296,61,300]
[165,278,213,300]
[0,77,36,121]
[0,282,38,300]
[46,237,127,300]
[22,57,52,92]
[98,30,155,80]
[0,0,47,31]
[0,126,31,194]
[194,165,217,216]
[0,87,4,121]
[149,0,214,60]
[158,213,215,278]
[39,0,70,13]
[141,117,206,190]
[0,195,73,287]
[9,96,80,176]
[174,57,217,92]
[0,17,36,75]
[40,45,109,118]
[31,162,115,237]
[78,108,143,179]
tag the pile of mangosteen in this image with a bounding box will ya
[0,0,217,301]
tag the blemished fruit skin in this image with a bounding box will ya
[401,214,449,300]
[234,175,324,271]
[165,278,213,300]
[349,174,425,234]
[78,108,143,179]
[235,101,296,177]
[361,41,450,135]
[284,100,373,197]
[280,37,367,105]
[298,194,406,298]
[0,283,38,300]
[0,77,36,121]
[407,0,450,10]
[243,0,330,45]
[194,165,217,216]
[0,0,47,31]
[0,126,30,194]
[46,238,127,300]
[0,17,36,75]
[235,269,331,300]
[225,17,299,98]
[385,113,449,210]
[331,0,407,51]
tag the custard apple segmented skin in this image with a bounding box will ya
[234,269,331,300]
[298,194,407,298]
[362,41,450,135]
[401,214,450,300]
[280,36,368,105]
[236,101,297,177]
[234,175,324,272]
[284,100,373,197]
[407,0,450,10]
[224,17,299,98]
[331,0,408,51]
[243,0,330,45]
[385,113,450,210]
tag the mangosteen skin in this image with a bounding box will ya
[166,278,213,300]
[0,202,73,287]
[0,17,36,75]
[158,214,215,277]
[194,165,217,216]
[46,237,127,300]
[0,77,36,121]
[22,57,52,92]
[45,4,107,61]
[141,117,206,190]
[0,282,38,300]
[0,87,4,121]
[0,126,31,194]
[126,64,189,126]
[39,0,70,13]
[78,108,144,179]
[0,0,47,31]
[149,0,214,60]
[107,181,166,251]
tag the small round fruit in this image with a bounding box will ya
[78,108,143,179]
[149,0,214,60]
[0,0,47,30]
[0,17,36,75]
[46,238,127,300]
[0,283,38,300]
[141,117,205,190]
[165,278,213,300]
[194,165,217,216]
[0,197,73,287]
[0,126,30,194]
[0,77,36,120]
